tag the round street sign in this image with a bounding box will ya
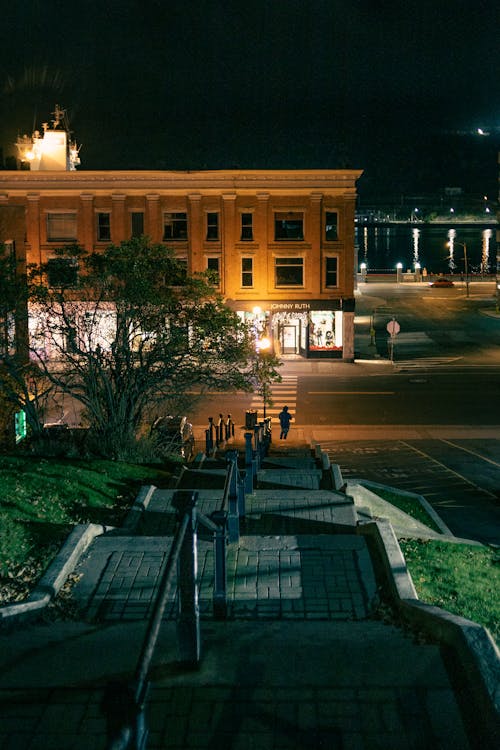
[386,319,400,336]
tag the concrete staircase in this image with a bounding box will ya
[0,443,480,749]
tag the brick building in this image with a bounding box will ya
[0,168,362,360]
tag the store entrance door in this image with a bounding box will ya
[282,324,298,354]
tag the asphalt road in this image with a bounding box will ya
[321,437,500,546]
[192,281,500,544]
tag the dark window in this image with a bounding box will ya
[47,213,77,242]
[241,257,253,287]
[97,212,111,242]
[47,258,78,287]
[325,211,338,241]
[207,257,220,284]
[275,257,303,287]
[325,257,338,287]
[240,213,253,241]
[163,212,188,241]
[206,212,219,241]
[131,212,144,238]
[274,212,304,241]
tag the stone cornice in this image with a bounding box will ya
[0,169,363,196]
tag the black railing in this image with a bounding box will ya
[102,446,253,749]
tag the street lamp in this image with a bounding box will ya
[447,240,469,297]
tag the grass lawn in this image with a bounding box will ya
[0,454,175,604]
[399,538,500,646]
[366,484,500,646]
[364,484,443,533]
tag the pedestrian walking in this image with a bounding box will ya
[278,405,292,439]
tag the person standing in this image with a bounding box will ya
[278,405,293,439]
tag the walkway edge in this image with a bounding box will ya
[354,477,453,535]
[358,519,500,747]
[0,523,109,627]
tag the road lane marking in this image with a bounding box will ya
[399,440,497,499]
[307,391,395,395]
[440,439,500,469]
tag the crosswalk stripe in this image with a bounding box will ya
[249,375,298,415]
[395,357,462,368]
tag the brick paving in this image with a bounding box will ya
[73,533,375,624]
[0,446,476,749]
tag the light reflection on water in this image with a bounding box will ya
[355,224,496,275]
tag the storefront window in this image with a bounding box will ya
[308,311,342,351]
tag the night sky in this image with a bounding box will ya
[1,0,499,198]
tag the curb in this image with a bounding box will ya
[121,483,157,532]
[0,483,160,625]
[353,477,454,536]
[358,519,500,748]
[0,523,109,627]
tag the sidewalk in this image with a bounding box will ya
[0,445,496,749]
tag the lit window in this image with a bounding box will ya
[47,213,77,242]
[47,258,78,288]
[325,257,338,287]
[275,257,303,287]
[325,211,338,241]
[274,212,304,241]
[241,257,253,287]
[206,212,219,241]
[131,212,144,238]
[240,213,253,241]
[207,257,220,284]
[163,212,188,241]
[97,212,111,242]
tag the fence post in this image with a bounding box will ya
[205,428,213,457]
[174,491,201,665]
[253,425,262,470]
[244,432,254,493]
[226,414,234,440]
[237,473,246,519]
[226,451,240,543]
[216,414,225,446]
[211,509,227,619]
[262,418,271,454]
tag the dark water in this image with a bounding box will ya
[355,223,497,276]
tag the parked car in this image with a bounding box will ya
[429,277,454,287]
[150,415,195,461]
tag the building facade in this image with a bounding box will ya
[0,169,362,360]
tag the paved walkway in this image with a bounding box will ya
[0,446,481,749]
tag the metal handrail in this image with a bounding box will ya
[133,511,190,703]
[103,497,195,750]
[103,452,244,749]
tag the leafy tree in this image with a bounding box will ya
[27,237,281,459]
[0,243,52,442]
